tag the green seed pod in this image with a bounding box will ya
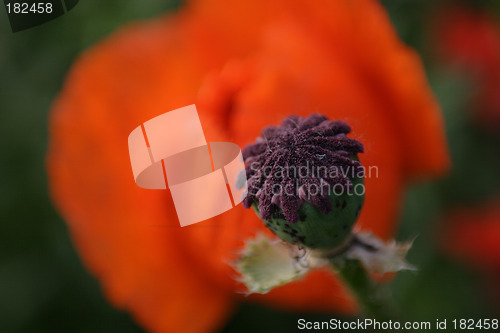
[242,114,365,250]
[253,176,364,249]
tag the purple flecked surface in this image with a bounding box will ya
[242,114,364,224]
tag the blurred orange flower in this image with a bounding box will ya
[443,199,500,306]
[47,0,449,332]
[434,4,500,129]
[444,199,500,273]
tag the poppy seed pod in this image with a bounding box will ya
[242,114,365,249]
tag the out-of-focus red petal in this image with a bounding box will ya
[433,4,500,128]
[193,0,449,178]
[444,200,500,272]
[48,15,237,333]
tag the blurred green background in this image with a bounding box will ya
[1,0,500,332]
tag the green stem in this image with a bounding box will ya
[330,259,395,321]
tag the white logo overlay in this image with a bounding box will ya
[128,104,248,226]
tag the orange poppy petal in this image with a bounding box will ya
[443,200,500,272]
[190,0,449,178]
[47,14,236,333]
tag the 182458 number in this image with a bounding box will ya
[452,319,499,330]
[6,2,53,14]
